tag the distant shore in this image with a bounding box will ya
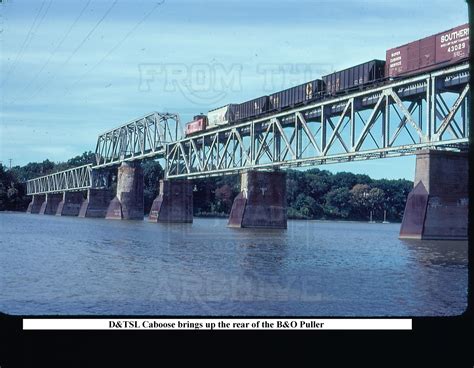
[0,210,400,223]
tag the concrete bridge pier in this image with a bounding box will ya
[400,149,468,240]
[39,193,63,215]
[106,162,144,220]
[56,191,84,216]
[78,188,114,218]
[228,170,287,229]
[148,179,193,223]
[27,194,46,214]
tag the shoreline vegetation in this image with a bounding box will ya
[0,151,412,222]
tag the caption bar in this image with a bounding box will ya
[23,318,412,330]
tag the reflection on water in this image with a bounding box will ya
[400,239,468,268]
[0,212,468,316]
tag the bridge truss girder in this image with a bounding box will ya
[26,164,93,195]
[26,164,113,195]
[165,63,469,179]
[94,111,181,167]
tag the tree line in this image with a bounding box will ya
[0,152,413,222]
[190,168,412,222]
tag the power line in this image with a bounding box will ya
[1,0,52,88]
[1,0,47,87]
[6,0,93,106]
[23,0,118,103]
[65,0,165,96]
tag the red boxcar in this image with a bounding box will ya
[386,23,469,78]
[185,115,207,136]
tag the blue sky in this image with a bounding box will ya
[0,0,468,179]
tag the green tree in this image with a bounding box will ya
[367,187,386,216]
[371,178,412,221]
[349,183,371,219]
[293,193,321,219]
[67,151,96,167]
[324,187,352,219]
[332,171,358,190]
[307,171,333,201]
[0,164,29,210]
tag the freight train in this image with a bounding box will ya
[185,23,469,136]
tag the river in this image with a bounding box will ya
[0,212,467,316]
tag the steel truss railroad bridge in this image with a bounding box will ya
[26,63,469,195]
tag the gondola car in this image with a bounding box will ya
[269,79,324,111]
[233,96,270,122]
[322,59,386,95]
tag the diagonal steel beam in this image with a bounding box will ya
[273,118,296,159]
[323,100,352,155]
[353,92,385,152]
[297,112,322,155]
[388,89,426,142]
[389,100,418,147]
[434,84,469,140]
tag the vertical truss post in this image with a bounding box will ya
[274,119,281,162]
[321,105,327,153]
[429,76,436,141]
[350,98,356,150]
[383,94,389,149]
[295,113,302,160]
[250,121,254,165]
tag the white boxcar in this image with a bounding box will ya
[207,104,236,128]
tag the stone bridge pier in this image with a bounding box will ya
[27,194,46,214]
[106,162,144,220]
[56,191,84,216]
[149,180,193,223]
[228,170,287,229]
[79,188,114,218]
[399,149,468,240]
[39,193,63,215]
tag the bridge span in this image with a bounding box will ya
[25,63,469,240]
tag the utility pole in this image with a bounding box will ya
[9,158,12,169]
